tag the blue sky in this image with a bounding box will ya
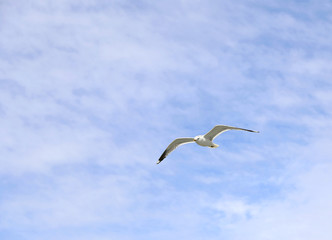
[1,0,332,239]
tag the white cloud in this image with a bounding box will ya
[220,163,332,240]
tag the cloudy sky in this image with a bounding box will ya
[1,0,332,239]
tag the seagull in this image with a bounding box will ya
[157,125,259,164]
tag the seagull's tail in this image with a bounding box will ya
[210,144,219,148]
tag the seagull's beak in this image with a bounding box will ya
[193,139,196,141]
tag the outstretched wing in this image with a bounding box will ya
[157,138,195,164]
[204,125,259,141]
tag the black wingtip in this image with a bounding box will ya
[246,129,260,133]
[157,150,167,164]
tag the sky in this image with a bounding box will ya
[1,0,332,239]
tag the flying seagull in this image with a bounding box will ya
[157,125,259,164]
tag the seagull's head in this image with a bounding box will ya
[194,136,199,141]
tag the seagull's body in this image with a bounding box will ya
[157,125,259,164]
[194,135,219,148]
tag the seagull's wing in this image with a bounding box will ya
[204,125,259,141]
[157,138,195,164]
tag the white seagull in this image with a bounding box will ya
[157,125,259,164]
